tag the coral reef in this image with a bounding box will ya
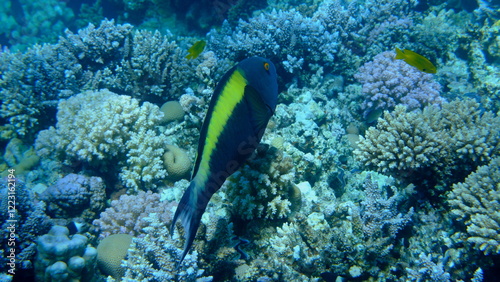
[447,157,500,255]
[40,174,106,220]
[209,0,416,81]
[35,225,97,281]
[1,0,500,280]
[93,190,177,238]
[0,178,52,273]
[96,234,133,279]
[355,51,443,117]
[235,173,414,280]
[0,19,205,138]
[354,99,500,187]
[35,89,169,190]
[225,146,296,220]
[121,213,214,281]
[163,144,192,180]
[0,0,75,51]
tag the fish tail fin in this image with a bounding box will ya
[395,48,405,60]
[170,180,209,264]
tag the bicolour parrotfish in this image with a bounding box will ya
[395,48,437,74]
[170,57,278,263]
[185,40,206,60]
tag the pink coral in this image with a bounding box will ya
[355,51,443,117]
[93,191,177,238]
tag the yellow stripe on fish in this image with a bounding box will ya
[194,69,247,188]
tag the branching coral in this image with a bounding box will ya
[447,157,500,255]
[354,99,500,186]
[35,89,168,190]
[0,178,52,273]
[355,51,443,117]
[0,19,205,138]
[245,174,413,280]
[121,214,213,281]
[93,191,177,238]
[225,147,296,220]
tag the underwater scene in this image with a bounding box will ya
[1,0,500,281]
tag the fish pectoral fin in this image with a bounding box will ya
[394,48,405,60]
[170,181,208,264]
[244,85,273,134]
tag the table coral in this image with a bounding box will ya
[447,157,500,255]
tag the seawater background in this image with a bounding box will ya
[0,0,499,281]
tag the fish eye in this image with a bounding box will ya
[264,62,270,71]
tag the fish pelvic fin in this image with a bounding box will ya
[170,180,210,264]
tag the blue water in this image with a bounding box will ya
[1,0,499,281]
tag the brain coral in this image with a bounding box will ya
[354,99,500,186]
[163,144,192,180]
[355,51,443,117]
[96,234,133,279]
[447,157,500,255]
[35,89,169,190]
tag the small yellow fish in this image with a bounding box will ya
[395,48,437,74]
[185,40,206,60]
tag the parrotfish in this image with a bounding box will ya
[171,57,278,262]
[395,48,437,74]
[185,40,206,60]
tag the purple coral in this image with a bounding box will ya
[93,190,177,238]
[355,51,443,117]
[41,174,106,220]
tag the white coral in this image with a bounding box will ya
[35,89,168,190]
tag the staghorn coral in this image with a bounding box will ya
[354,99,500,187]
[225,146,296,220]
[447,157,500,255]
[354,51,443,117]
[120,128,169,190]
[35,89,168,190]
[92,190,177,238]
